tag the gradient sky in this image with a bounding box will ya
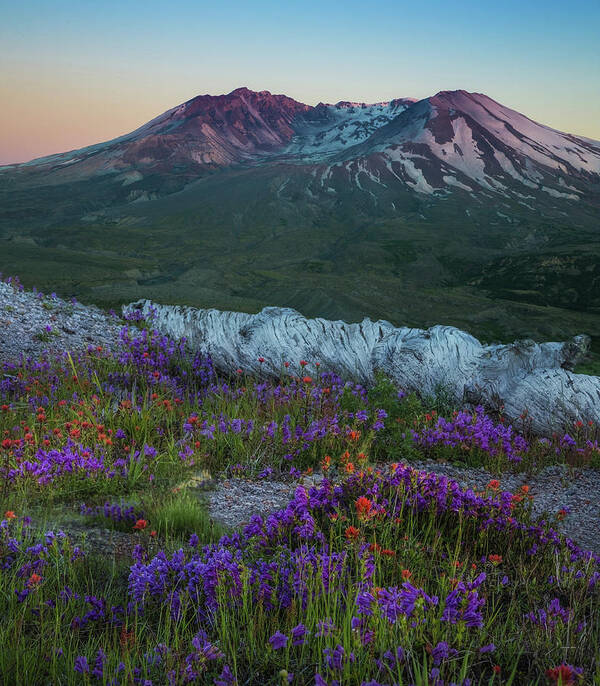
[1,0,599,164]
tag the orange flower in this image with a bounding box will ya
[28,573,42,587]
[488,554,503,565]
[545,665,579,686]
[150,530,157,538]
[321,455,332,471]
[302,376,313,384]
[487,479,500,490]
[355,496,373,517]
[401,569,412,579]
[381,549,396,557]
[557,508,567,521]
[493,665,501,675]
[4,511,16,519]
[348,430,361,442]
[119,627,136,648]
[520,484,530,494]
[345,462,355,474]
[345,526,360,540]
[133,519,148,531]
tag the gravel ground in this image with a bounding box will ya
[203,478,303,529]
[0,281,124,367]
[54,522,145,558]
[202,460,600,555]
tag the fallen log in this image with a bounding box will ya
[123,301,599,435]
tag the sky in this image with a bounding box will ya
[1,0,599,164]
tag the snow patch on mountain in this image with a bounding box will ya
[443,175,472,191]
[283,101,413,161]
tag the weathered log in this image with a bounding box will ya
[123,300,600,435]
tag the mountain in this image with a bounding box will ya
[1,87,599,350]
[327,90,600,202]
[4,87,599,204]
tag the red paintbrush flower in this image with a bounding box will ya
[345,526,360,540]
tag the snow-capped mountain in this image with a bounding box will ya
[323,90,600,202]
[2,85,600,233]
[5,88,311,180]
[2,87,598,213]
[281,98,416,161]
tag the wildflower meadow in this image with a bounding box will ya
[1,287,599,685]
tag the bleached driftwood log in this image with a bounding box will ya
[123,301,600,435]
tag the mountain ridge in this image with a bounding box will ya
[3,86,598,208]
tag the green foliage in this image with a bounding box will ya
[367,372,423,462]
[33,328,59,342]
[424,383,459,418]
[145,489,225,541]
[575,352,600,377]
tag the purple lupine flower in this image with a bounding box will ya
[291,623,308,646]
[214,664,237,686]
[431,641,457,666]
[92,649,106,678]
[315,618,336,637]
[269,631,288,650]
[74,656,89,674]
[356,591,375,616]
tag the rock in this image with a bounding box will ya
[123,300,600,435]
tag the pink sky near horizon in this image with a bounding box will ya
[2,0,599,166]
[2,82,600,166]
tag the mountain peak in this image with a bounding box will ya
[432,88,472,98]
[229,86,273,97]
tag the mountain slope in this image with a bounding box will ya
[2,88,311,184]
[326,90,600,203]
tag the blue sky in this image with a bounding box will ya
[1,0,599,163]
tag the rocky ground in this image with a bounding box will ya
[0,281,124,367]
